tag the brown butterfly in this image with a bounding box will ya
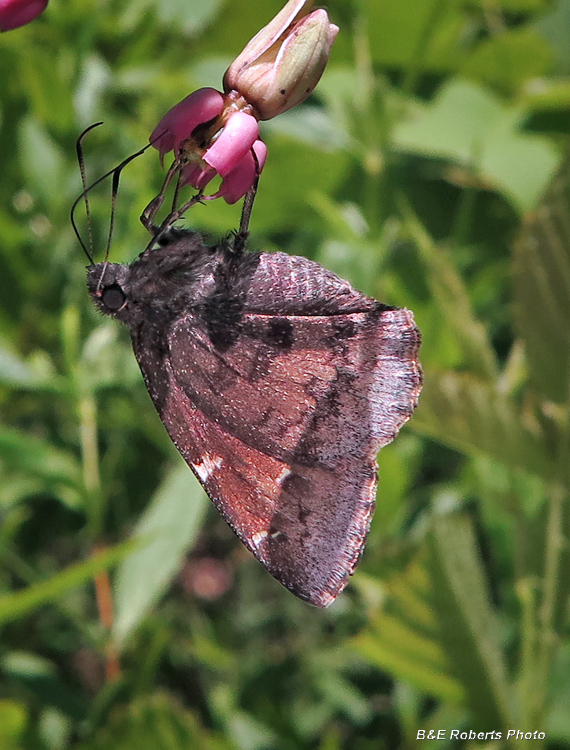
[87,228,422,606]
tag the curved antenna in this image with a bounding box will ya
[70,133,157,264]
[94,157,125,292]
[73,123,103,264]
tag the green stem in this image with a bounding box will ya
[533,485,565,726]
[78,391,103,538]
[401,0,446,98]
[353,16,385,234]
[516,577,537,725]
[451,180,478,249]
[0,542,100,646]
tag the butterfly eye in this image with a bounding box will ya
[101,284,126,311]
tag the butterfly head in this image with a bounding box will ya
[87,263,132,320]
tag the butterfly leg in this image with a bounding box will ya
[233,173,260,255]
[140,159,180,233]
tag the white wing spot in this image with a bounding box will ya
[251,530,268,548]
[277,467,292,485]
[193,454,223,482]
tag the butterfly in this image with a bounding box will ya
[87,228,422,606]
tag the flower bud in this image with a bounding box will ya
[0,0,47,31]
[223,0,338,120]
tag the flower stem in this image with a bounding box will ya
[401,0,445,98]
[78,392,102,538]
[92,546,120,682]
[78,391,120,680]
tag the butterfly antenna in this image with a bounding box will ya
[72,123,103,264]
[71,133,157,262]
[93,161,123,290]
[234,148,261,254]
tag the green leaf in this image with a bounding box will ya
[194,134,352,235]
[0,543,134,625]
[0,345,44,389]
[226,711,279,750]
[113,462,208,646]
[479,107,560,213]
[76,691,228,750]
[315,674,371,724]
[394,81,503,163]
[512,157,570,403]
[522,79,570,115]
[468,0,547,9]
[462,28,552,93]
[262,107,351,153]
[355,512,515,726]
[121,0,222,35]
[401,201,498,380]
[0,427,81,488]
[427,513,513,728]
[360,0,465,72]
[79,324,141,392]
[534,0,570,75]
[353,551,466,704]
[394,80,559,212]
[2,652,86,721]
[0,700,27,746]
[355,614,465,703]
[412,370,554,482]
[19,118,67,208]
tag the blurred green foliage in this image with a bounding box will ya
[1,0,570,747]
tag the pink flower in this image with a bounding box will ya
[150,88,225,165]
[0,0,47,31]
[210,140,267,204]
[151,89,263,204]
[149,0,338,206]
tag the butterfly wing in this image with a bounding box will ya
[133,294,421,606]
[89,238,422,606]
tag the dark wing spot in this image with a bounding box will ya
[333,319,356,339]
[266,318,294,349]
[268,512,289,542]
[298,506,311,523]
[282,473,311,497]
[204,296,244,351]
[202,251,260,351]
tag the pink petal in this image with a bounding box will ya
[150,88,224,157]
[180,162,217,190]
[203,111,259,177]
[214,140,267,204]
[0,0,47,30]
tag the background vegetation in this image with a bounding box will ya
[1,0,570,747]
